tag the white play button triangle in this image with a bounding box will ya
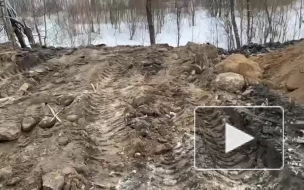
[225,123,254,153]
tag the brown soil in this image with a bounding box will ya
[253,41,304,103]
[0,42,304,190]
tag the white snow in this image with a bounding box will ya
[1,5,304,49]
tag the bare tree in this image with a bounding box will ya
[189,0,196,26]
[230,0,241,48]
[146,0,155,45]
[175,0,182,46]
[0,0,16,45]
[246,0,251,44]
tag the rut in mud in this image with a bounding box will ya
[0,42,304,190]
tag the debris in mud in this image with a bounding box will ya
[0,123,21,141]
[0,166,12,182]
[154,143,173,155]
[57,95,74,106]
[39,116,56,129]
[66,115,79,122]
[42,171,65,190]
[21,116,38,132]
[58,137,70,146]
[6,177,21,186]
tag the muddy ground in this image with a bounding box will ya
[0,42,304,190]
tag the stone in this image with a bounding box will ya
[285,71,304,91]
[41,131,53,138]
[42,171,64,190]
[154,143,173,155]
[62,167,77,176]
[215,54,263,83]
[131,138,145,153]
[6,177,21,186]
[109,162,125,172]
[39,117,56,129]
[0,166,13,181]
[18,83,31,93]
[58,137,69,146]
[21,117,38,132]
[134,153,141,158]
[186,42,218,59]
[53,79,65,84]
[57,96,74,106]
[189,64,202,74]
[66,115,79,122]
[0,123,21,141]
[158,138,168,143]
[215,72,245,93]
[191,70,196,75]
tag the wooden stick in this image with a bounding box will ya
[46,104,62,123]
[91,83,97,93]
[51,108,64,121]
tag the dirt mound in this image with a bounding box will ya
[0,42,304,190]
[216,54,263,84]
[255,41,304,103]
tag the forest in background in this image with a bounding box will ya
[1,0,303,49]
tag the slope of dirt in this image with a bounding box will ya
[0,43,304,190]
[253,41,304,103]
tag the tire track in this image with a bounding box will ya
[79,55,133,189]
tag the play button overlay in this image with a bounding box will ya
[225,123,254,153]
[194,106,284,171]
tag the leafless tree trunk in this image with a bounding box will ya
[230,0,241,48]
[23,19,35,46]
[190,0,196,26]
[246,0,251,44]
[43,0,47,46]
[0,0,16,45]
[146,0,155,45]
[35,21,43,45]
[175,0,182,46]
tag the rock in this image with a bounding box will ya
[215,72,245,93]
[39,117,56,129]
[18,83,31,93]
[41,131,53,138]
[134,152,141,158]
[191,70,196,75]
[158,138,168,143]
[58,137,69,146]
[66,115,79,122]
[0,123,21,141]
[53,78,65,84]
[285,71,304,91]
[21,117,38,132]
[77,118,87,128]
[189,64,203,74]
[57,96,74,106]
[0,166,13,181]
[6,177,21,186]
[186,42,218,59]
[154,143,173,155]
[131,138,145,153]
[109,162,125,172]
[42,171,64,190]
[62,167,77,176]
[215,54,262,83]
[187,75,196,82]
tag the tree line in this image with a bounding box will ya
[0,0,301,49]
